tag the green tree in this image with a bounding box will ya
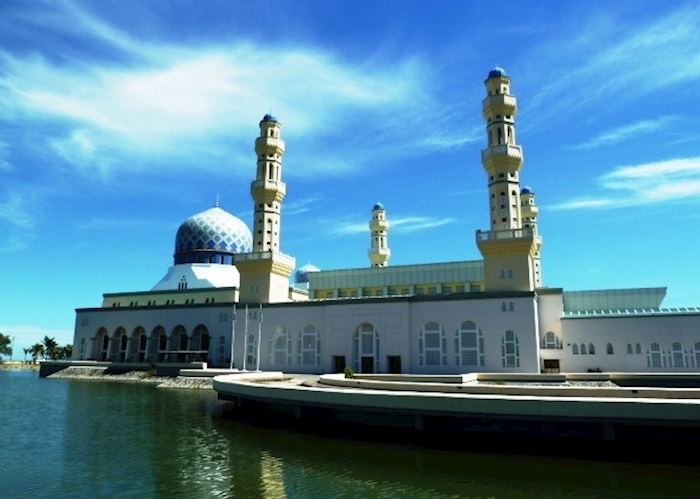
[29,343,45,363]
[0,333,11,359]
[42,336,58,360]
[23,347,30,363]
[55,345,73,360]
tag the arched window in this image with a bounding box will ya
[648,343,662,368]
[694,343,700,368]
[572,343,579,355]
[672,343,685,368]
[580,343,587,355]
[419,322,446,366]
[627,343,633,355]
[354,323,379,373]
[501,330,519,368]
[543,331,558,349]
[455,321,484,367]
[589,343,596,355]
[298,325,320,366]
[635,343,642,355]
[270,326,291,365]
[246,333,257,369]
[606,343,614,355]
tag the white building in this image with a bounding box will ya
[71,71,700,374]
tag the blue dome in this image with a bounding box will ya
[262,114,278,122]
[520,186,533,195]
[488,67,507,79]
[295,263,320,284]
[373,202,384,210]
[174,207,252,265]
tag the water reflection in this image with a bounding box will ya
[0,371,694,499]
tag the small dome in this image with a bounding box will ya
[488,67,507,79]
[373,202,384,211]
[174,207,252,265]
[262,114,278,123]
[295,263,320,284]
[520,186,534,195]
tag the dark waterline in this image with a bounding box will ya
[1,370,698,499]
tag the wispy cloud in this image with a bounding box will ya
[284,197,323,216]
[569,116,678,150]
[0,191,33,228]
[525,5,700,123]
[75,217,171,232]
[331,215,455,236]
[0,141,13,171]
[550,157,700,211]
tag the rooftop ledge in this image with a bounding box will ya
[476,227,536,241]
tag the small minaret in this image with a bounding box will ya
[476,68,541,292]
[368,203,390,267]
[252,114,286,252]
[520,187,542,287]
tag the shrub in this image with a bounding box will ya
[344,367,355,379]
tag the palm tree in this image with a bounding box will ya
[29,343,45,363]
[23,347,30,363]
[42,336,58,360]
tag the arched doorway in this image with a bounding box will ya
[129,327,147,362]
[95,327,109,361]
[111,327,127,362]
[190,325,210,363]
[170,325,188,362]
[354,322,379,373]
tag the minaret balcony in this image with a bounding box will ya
[255,136,286,154]
[482,94,517,118]
[476,226,536,242]
[251,179,286,199]
[481,144,522,170]
[370,220,389,231]
[368,248,391,259]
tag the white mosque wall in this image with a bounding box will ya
[558,314,700,373]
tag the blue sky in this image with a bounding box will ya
[1,0,700,355]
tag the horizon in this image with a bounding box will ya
[1,0,699,357]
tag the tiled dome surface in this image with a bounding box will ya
[175,207,252,256]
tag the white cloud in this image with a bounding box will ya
[0,191,33,228]
[550,157,700,211]
[525,5,700,122]
[0,140,13,171]
[570,116,678,150]
[284,197,323,216]
[332,215,455,236]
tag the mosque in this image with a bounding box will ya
[71,68,700,375]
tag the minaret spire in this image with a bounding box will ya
[368,202,390,267]
[251,114,286,252]
[476,68,542,292]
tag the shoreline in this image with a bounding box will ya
[0,361,40,371]
[47,367,214,390]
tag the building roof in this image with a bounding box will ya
[308,260,484,290]
[563,287,667,313]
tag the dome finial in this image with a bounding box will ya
[214,193,220,208]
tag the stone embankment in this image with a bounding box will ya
[48,366,214,390]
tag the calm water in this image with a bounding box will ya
[1,370,698,499]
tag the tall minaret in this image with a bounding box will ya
[252,114,286,252]
[520,187,542,287]
[476,68,541,292]
[236,114,296,304]
[368,202,390,267]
